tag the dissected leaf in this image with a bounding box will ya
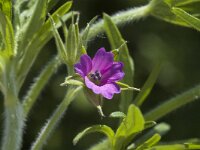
[73,125,115,145]
[103,13,134,113]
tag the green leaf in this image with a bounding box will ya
[185,143,200,149]
[49,14,68,64]
[18,0,48,52]
[147,144,200,150]
[17,1,73,88]
[136,133,161,150]
[144,84,200,121]
[109,111,126,119]
[151,0,200,28]
[0,0,12,19]
[134,63,161,107]
[133,123,170,149]
[114,104,145,150]
[73,125,115,145]
[0,10,14,55]
[171,7,200,31]
[117,82,140,92]
[81,16,98,48]
[103,13,134,113]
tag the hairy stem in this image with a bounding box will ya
[23,56,60,118]
[85,5,151,40]
[2,100,24,150]
[1,65,24,150]
[144,84,200,121]
[30,86,82,150]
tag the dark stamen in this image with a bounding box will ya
[89,70,102,81]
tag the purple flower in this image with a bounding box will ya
[74,47,124,99]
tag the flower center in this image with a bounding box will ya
[88,70,102,85]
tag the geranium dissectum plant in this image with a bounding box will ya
[74,48,124,99]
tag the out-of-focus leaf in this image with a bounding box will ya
[0,10,14,55]
[109,111,126,119]
[151,1,189,27]
[136,134,161,150]
[133,123,170,149]
[47,0,60,11]
[0,0,12,19]
[147,143,200,150]
[114,104,145,150]
[171,7,200,31]
[103,13,134,113]
[73,125,114,145]
[185,143,200,149]
[144,84,200,121]
[151,0,200,28]
[165,0,200,6]
[134,64,161,107]
[146,144,186,150]
[144,121,157,129]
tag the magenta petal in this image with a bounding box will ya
[74,54,92,78]
[92,48,114,72]
[100,83,120,99]
[85,77,120,99]
[101,62,125,84]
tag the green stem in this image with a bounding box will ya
[22,56,60,118]
[30,86,82,150]
[144,84,200,121]
[2,69,24,150]
[86,5,151,40]
[2,100,24,150]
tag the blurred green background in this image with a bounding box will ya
[1,0,199,149]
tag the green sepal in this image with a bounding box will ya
[81,16,98,48]
[61,74,84,87]
[109,111,126,119]
[116,82,140,92]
